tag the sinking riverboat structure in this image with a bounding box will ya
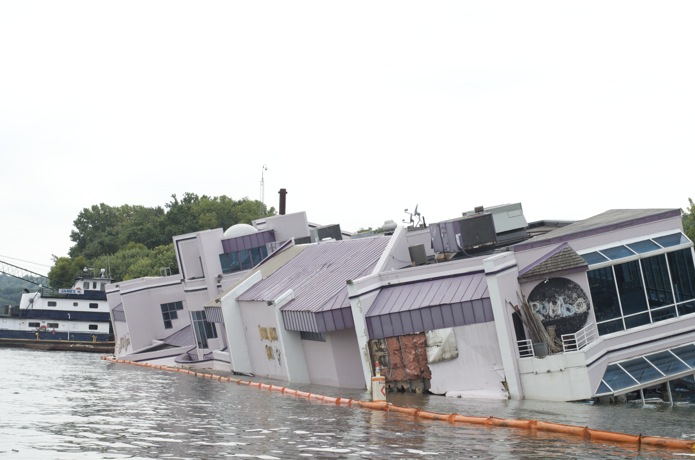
[106,193,695,403]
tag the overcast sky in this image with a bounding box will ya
[1,1,694,276]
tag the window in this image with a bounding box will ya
[161,301,184,329]
[588,248,695,336]
[581,232,690,266]
[89,303,99,309]
[47,301,57,307]
[83,282,89,290]
[47,323,59,328]
[88,324,98,330]
[28,322,40,328]
[191,310,217,349]
[219,245,270,274]
[73,302,79,307]
[300,331,326,342]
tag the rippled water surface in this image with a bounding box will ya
[1,348,694,459]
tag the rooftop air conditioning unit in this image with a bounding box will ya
[430,213,497,255]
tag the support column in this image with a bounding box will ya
[221,271,262,374]
[483,252,524,399]
[272,289,310,384]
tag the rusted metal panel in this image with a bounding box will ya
[370,333,432,393]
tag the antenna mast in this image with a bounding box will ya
[260,164,268,204]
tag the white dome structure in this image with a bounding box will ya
[223,223,258,238]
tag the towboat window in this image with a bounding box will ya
[73,302,78,307]
[28,322,40,328]
[47,323,58,328]
[47,301,57,307]
[93,282,97,289]
[89,303,98,309]
[100,283,106,291]
[83,282,89,290]
[89,324,98,330]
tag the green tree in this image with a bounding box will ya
[48,256,89,289]
[57,192,275,282]
[69,204,124,259]
[683,198,695,243]
[120,205,168,249]
[90,243,178,281]
[91,243,150,282]
[163,193,201,237]
[231,197,273,224]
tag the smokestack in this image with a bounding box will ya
[279,188,287,215]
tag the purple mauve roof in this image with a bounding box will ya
[366,272,492,339]
[237,236,391,333]
[162,324,195,347]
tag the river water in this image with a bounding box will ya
[1,348,694,459]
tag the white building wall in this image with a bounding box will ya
[238,300,291,381]
[429,322,507,399]
[303,328,365,389]
[109,276,186,353]
[107,290,131,356]
[253,212,310,242]
[176,238,205,280]
[330,328,366,388]
[517,352,595,401]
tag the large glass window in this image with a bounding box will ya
[588,248,695,336]
[161,301,184,329]
[642,255,674,308]
[614,261,648,316]
[191,310,217,349]
[219,245,270,274]
[587,267,622,335]
[669,249,695,303]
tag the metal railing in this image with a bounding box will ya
[561,323,598,352]
[517,339,534,358]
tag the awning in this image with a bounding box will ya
[204,306,224,324]
[595,343,695,397]
[365,272,491,340]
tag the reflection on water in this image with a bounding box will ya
[1,349,694,459]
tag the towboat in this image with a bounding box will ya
[0,271,114,353]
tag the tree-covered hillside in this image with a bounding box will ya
[0,274,41,307]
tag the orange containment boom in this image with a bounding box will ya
[101,356,695,453]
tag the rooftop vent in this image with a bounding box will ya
[408,244,427,266]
